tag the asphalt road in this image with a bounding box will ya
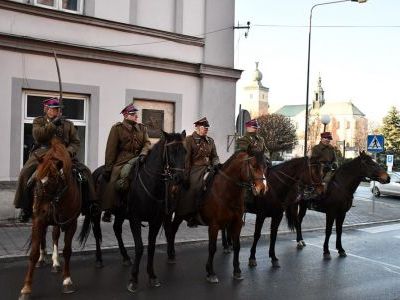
[2,222,400,300]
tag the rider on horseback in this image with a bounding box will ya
[101,103,151,222]
[177,117,220,228]
[14,98,99,222]
[311,131,338,191]
[235,119,269,210]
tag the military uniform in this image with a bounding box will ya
[102,119,151,210]
[14,115,96,212]
[311,141,337,185]
[176,131,220,217]
[236,132,268,156]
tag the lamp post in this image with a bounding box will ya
[321,114,331,132]
[303,0,367,157]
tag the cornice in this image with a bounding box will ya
[0,0,204,47]
[0,33,242,81]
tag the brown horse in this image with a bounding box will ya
[19,138,81,300]
[165,151,267,283]
[286,151,391,259]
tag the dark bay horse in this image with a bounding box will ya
[247,157,324,268]
[165,151,267,283]
[79,131,186,293]
[19,138,82,300]
[286,151,390,259]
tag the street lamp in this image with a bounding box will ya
[303,0,367,156]
[321,114,331,132]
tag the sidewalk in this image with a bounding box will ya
[1,186,400,260]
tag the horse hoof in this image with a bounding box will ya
[271,260,280,268]
[127,282,138,293]
[62,283,75,294]
[248,259,257,267]
[122,258,132,266]
[36,260,47,268]
[206,275,219,284]
[301,240,306,246]
[51,265,61,273]
[223,248,232,254]
[149,278,161,288]
[19,293,31,300]
[338,251,347,258]
[95,261,104,268]
[233,272,244,281]
[323,253,331,260]
[296,242,304,250]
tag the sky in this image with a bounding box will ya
[234,0,400,124]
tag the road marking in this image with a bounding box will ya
[306,242,400,275]
[357,223,400,233]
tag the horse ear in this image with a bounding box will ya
[181,130,186,139]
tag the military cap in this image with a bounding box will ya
[194,117,210,128]
[321,132,333,140]
[120,103,139,115]
[43,97,62,108]
[245,119,260,129]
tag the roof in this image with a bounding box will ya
[275,105,306,117]
[319,101,365,116]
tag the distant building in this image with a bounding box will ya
[241,62,269,118]
[276,76,368,158]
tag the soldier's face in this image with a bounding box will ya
[46,107,60,119]
[197,126,208,136]
[321,138,331,145]
[247,127,257,133]
[125,113,138,122]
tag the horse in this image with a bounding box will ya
[246,157,324,268]
[165,150,267,283]
[286,151,391,259]
[19,138,82,300]
[79,131,187,293]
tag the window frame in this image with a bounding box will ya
[21,90,89,166]
[33,0,84,14]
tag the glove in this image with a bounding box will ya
[331,163,338,171]
[138,155,146,164]
[52,116,64,126]
[102,170,111,182]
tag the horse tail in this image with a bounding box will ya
[285,204,298,232]
[77,214,91,247]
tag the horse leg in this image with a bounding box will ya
[19,220,46,300]
[113,211,131,265]
[269,213,283,268]
[249,214,265,267]
[62,220,77,294]
[323,213,335,259]
[336,212,347,257]
[36,227,48,268]
[222,226,233,254]
[92,213,103,268]
[296,203,308,249]
[165,214,182,263]
[231,220,243,280]
[51,226,62,273]
[127,218,143,293]
[146,219,163,288]
[205,224,219,284]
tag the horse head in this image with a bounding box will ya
[358,151,390,184]
[161,130,187,194]
[244,150,268,196]
[306,157,325,196]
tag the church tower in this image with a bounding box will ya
[312,75,325,110]
[242,62,269,118]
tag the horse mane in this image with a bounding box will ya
[270,157,307,172]
[36,137,72,180]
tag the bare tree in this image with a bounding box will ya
[354,117,368,151]
[257,114,297,159]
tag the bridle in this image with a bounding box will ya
[218,155,266,194]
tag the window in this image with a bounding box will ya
[22,91,89,166]
[337,121,340,129]
[346,121,351,129]
[34,0,83,14]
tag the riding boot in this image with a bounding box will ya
[102,210,112,223]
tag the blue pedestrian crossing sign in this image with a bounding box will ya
[367,135,384,153]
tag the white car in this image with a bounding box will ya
[370,172,400,197]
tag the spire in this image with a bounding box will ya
[312,74,325,109]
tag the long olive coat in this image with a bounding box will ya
[235,132,269,157]
[176,132,219,216]
[102,119,151,210]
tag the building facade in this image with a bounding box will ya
[0,0,241,181]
